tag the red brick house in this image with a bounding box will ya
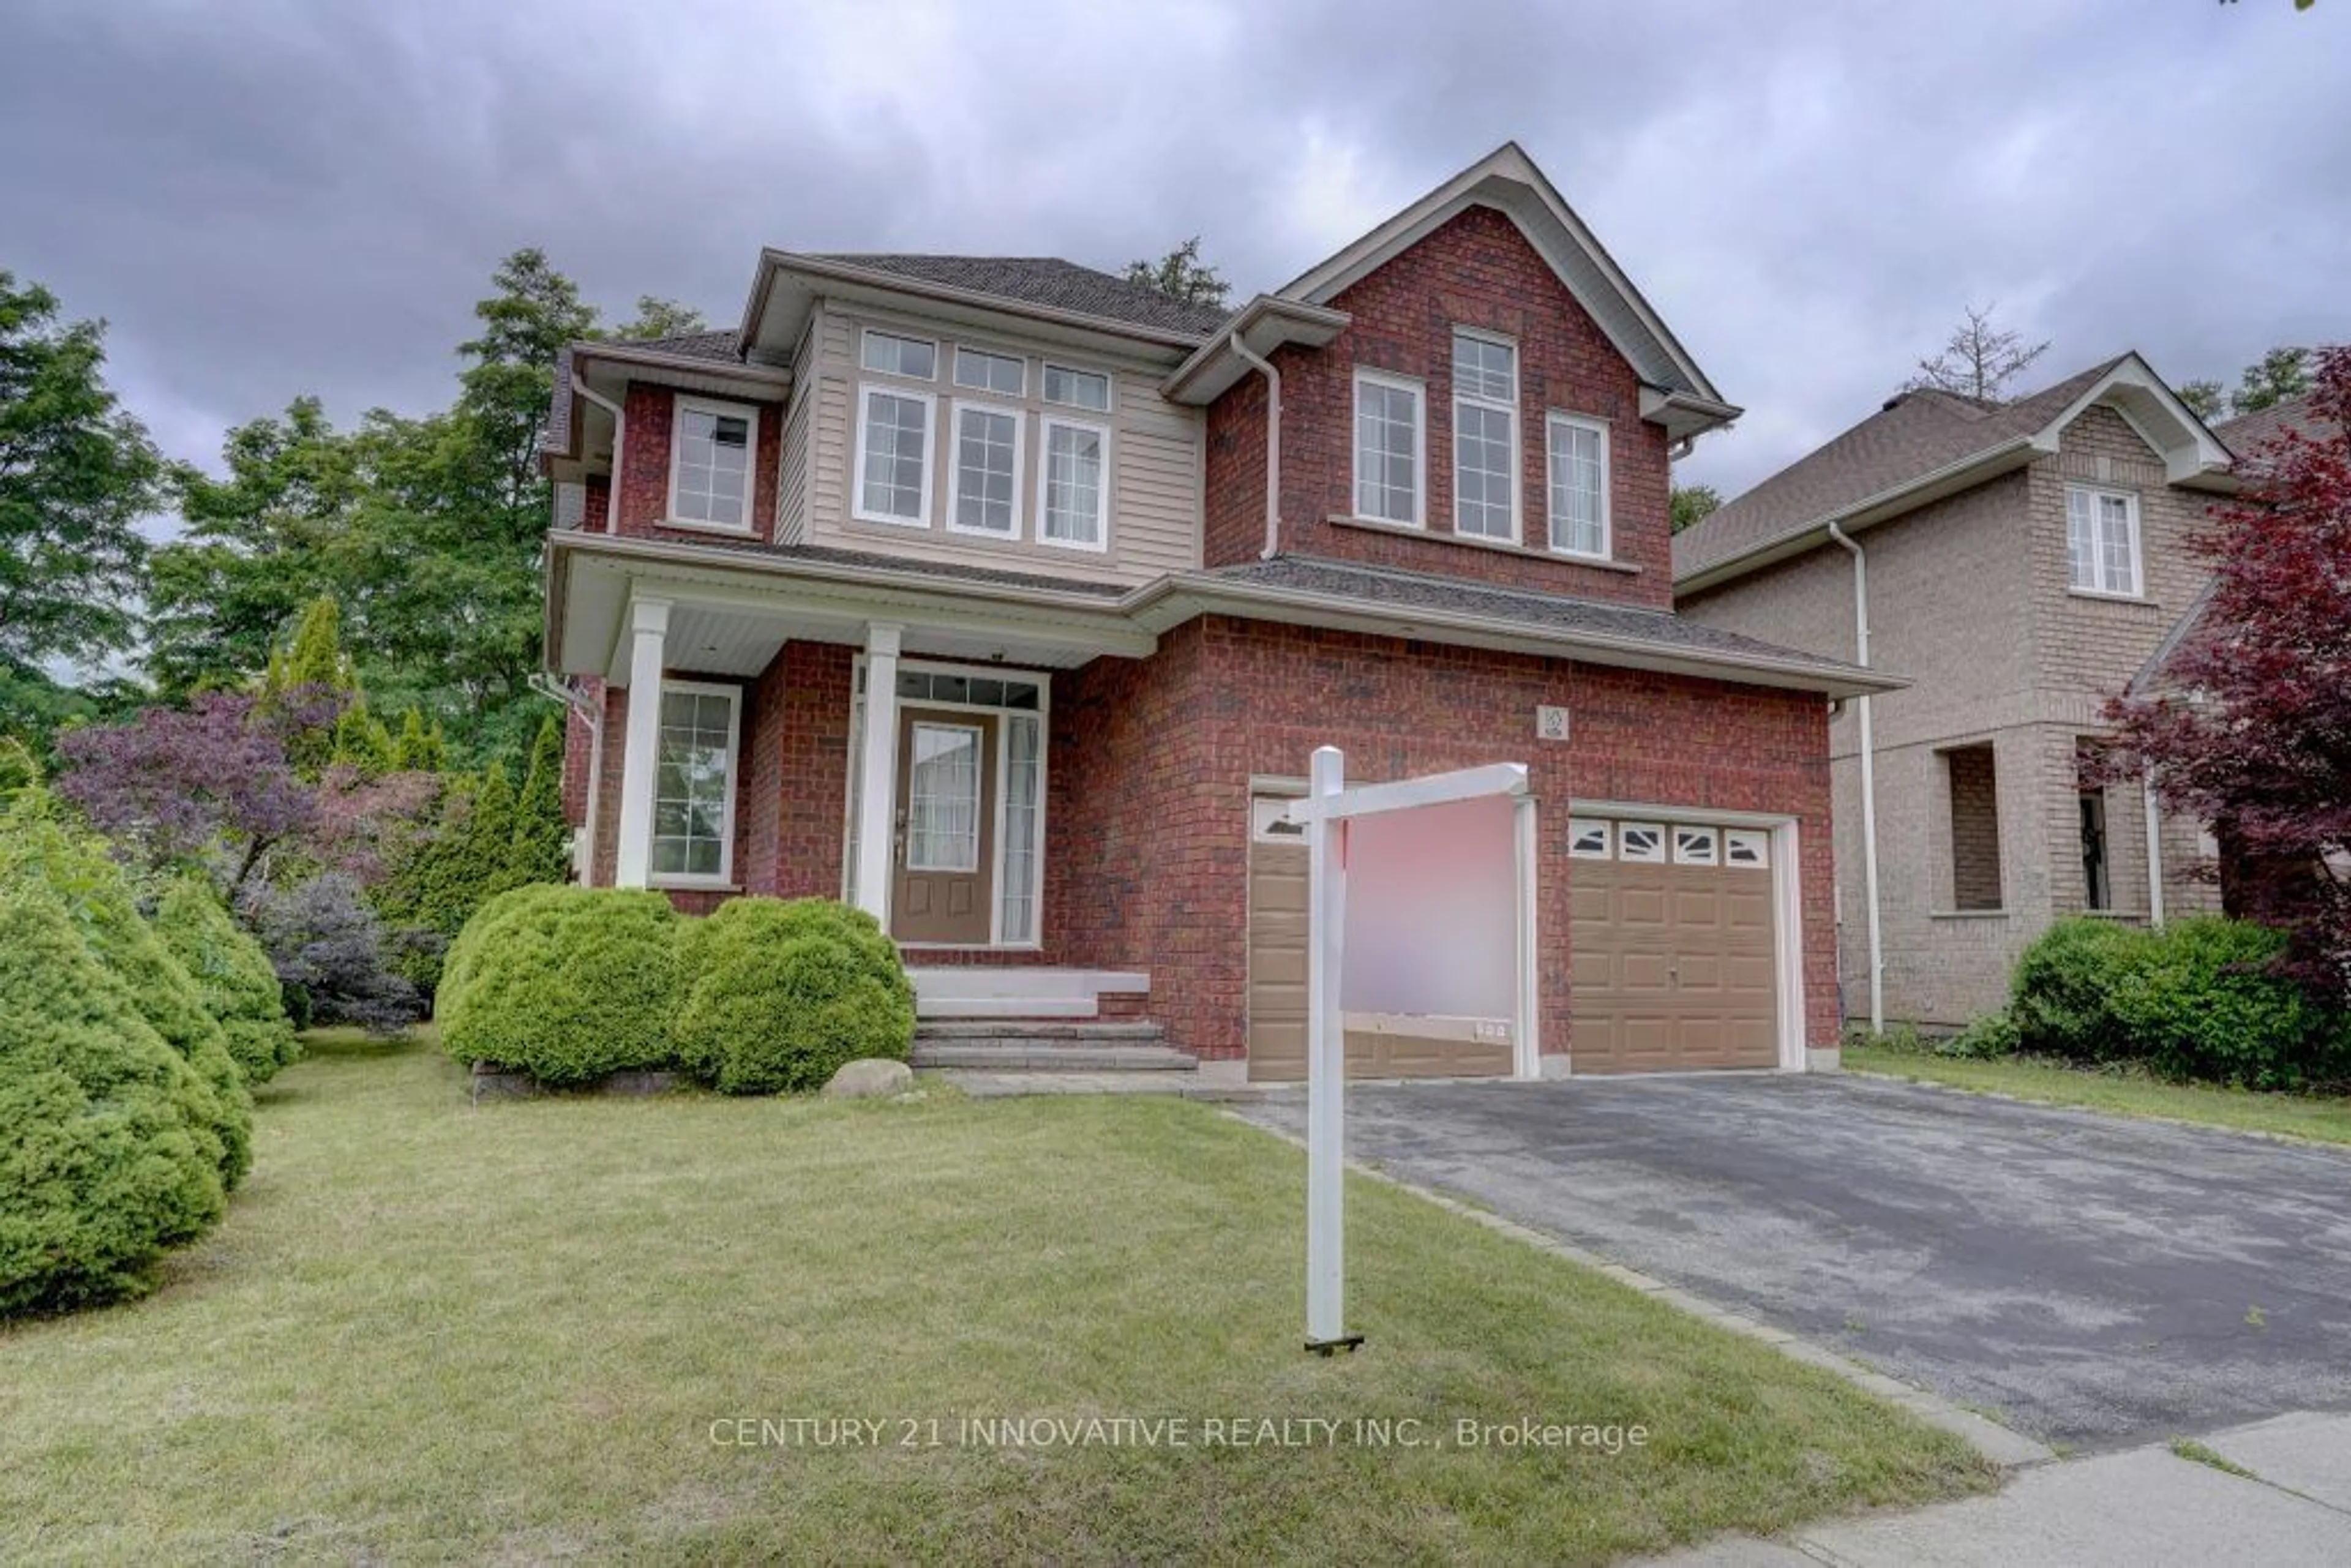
[539,143,1889,1082]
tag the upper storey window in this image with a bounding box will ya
[668,397,757,533]
[861,329,938,380]
[1352,370,1425,526]
[2066,484,2142,598]
[954,346,1026,397]
[1043,363,1112,413]
[1546,413,1610,560]
[1039,418,1108,550]
[1452,329,1519,542]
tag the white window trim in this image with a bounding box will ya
[953,345,1027,399]
[859,327,939,382]
[1041,360,1116,414]
[1352,369,1427,528]
[1451,327,1521,545]
[850,384,937,529]
[1036,415,1112,553]
[2066,483,2144,599]
[649,678,741,889]
[944,399,1027,542]
[664,395,760,536]
[1545,410,1611,561]
[841,656,1051,951]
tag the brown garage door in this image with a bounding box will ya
[1569,817,1779,1073]
[1246,797,1513,1083]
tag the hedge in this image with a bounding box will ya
[0,887,230,1316]
[437,886,681,1083]
[152,878,300,1086]
[2001,915,2347,1089]
[0,795,252,1189]
[674,898,916,1095]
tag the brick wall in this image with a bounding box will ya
[1204,206,1673,606]
[615,382,786,544]
[1048,615,1837,1062]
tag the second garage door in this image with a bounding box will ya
[1569,816,1780,1073]
[1245,796,1513,1082]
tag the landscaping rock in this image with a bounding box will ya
[823,1058,913,1098]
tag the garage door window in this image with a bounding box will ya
[1673,826,1720,865]
[1567,818,1612,859]
[1725,830,1769,868]
[1618,822,1667,863]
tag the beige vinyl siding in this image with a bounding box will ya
[801,303,1202,585]
[776,379,813,546]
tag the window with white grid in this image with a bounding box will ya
[668,399,756,531]
[1547,413,1609,558]
[2066,485,2141,597]
[1353,371,1424,525]
[1452,331,1518,541]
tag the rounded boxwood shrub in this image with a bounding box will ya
[2109,917,2336,1090]
[152,878,300,1086]
[675,898,915,1095]
[438,886,681,1083]
[1,887,230,1316]
[2007,917,2156,1064]
[0,793,252,1190]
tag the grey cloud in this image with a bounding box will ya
[4,0,2343,504]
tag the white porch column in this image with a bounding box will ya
[613,596,672,890]
[853,623,904,926]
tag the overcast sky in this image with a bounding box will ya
[5,0,2344,508]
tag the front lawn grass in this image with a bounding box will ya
[1,1029,1990,1564]
[1846,1044,2351,1147]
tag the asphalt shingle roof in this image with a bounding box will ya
[1673,357,2127,583]
[1203,554,1880,683]
[2215,391,2333,460]
[817,254,1232,339]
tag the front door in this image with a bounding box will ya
[892,708,997,944]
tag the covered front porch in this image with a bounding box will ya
[548,537,1158,1002]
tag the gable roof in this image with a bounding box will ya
[1674,353,2235,592]
[812,255,1231,339]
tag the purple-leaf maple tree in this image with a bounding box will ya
[55,692,315,887]
[2100,343,2351,996]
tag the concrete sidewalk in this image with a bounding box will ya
[1653,1410,2351,1566]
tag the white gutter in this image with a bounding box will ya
[1228,331,1283,560]
[529,672,603,883]
[2143,777,2167,928]
[570,373,626,533]
[1827,521,1884,1034]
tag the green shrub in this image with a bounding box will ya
[152,878,300,1086]
[438,886,681,1083]
[1939,1011,2022,1060]
[0,793,253,1189]
[0,887,230,1315]
[2108,917,2337,1090]
[2008,917,2156,1063]
[674,898,916,1095]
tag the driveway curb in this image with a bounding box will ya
[1224,1109,2056,1472]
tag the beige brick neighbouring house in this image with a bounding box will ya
[1673,357,2299,1028]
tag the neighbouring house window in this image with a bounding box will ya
[954,346,1026,397]
[653,683,739,882]
[1039,418,1108,549]
[2066,485,2141,596]
[861,329,937,380]
[949,403,1022,537]
[1353,370,1425,525]
[1452,330,1518,541]
[1001,715,1042,942]
[1042,363,1112,413]
[1943,743,2003,910]
[906,722,983,872]
[1567,818,1612,859]
[854,388,933,525]
[1547,413,1610,558]
[668,398,756,531]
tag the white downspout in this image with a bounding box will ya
[1827,522,1884,1035]
[571,373,625,533]
[1229,332,1282,560]
[2143,778,2167,929]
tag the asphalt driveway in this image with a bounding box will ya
[1234,1073,2351,1450]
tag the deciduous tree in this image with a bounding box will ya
[1124,238,1230,310]
[1671,484,1723,533]
[1903,304,2050,403]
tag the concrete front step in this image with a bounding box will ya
[915,1019,1166,1044]
[910,1043,1197,1073]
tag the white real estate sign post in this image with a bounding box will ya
[1285,746,1531,1353]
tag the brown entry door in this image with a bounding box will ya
[893,708,997,945]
